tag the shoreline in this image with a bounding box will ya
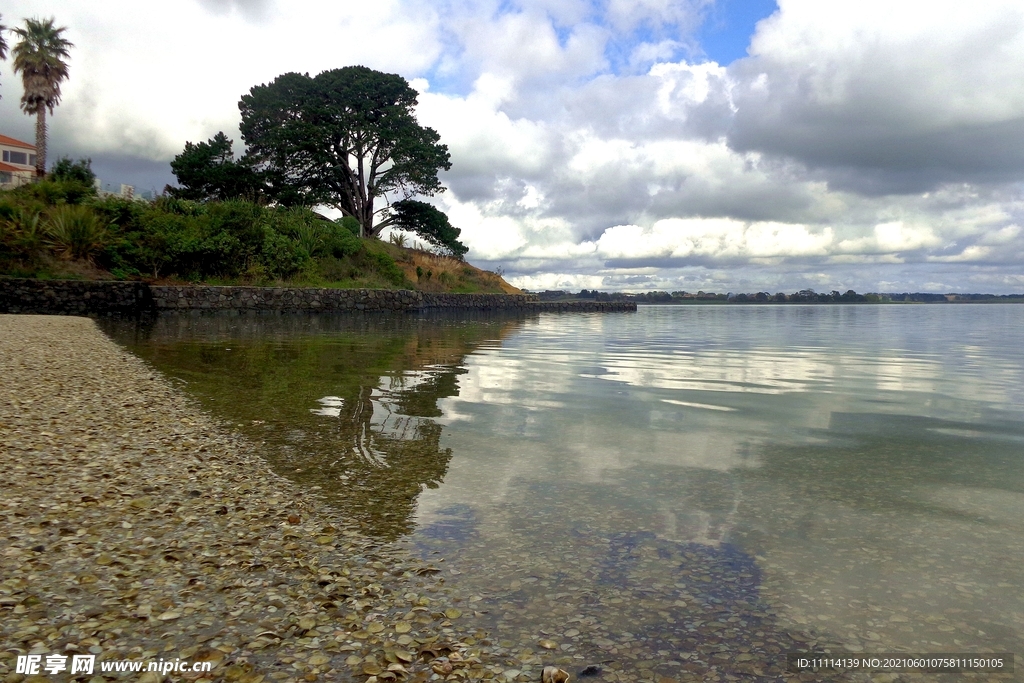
[0,279,637,317]
[0,315,511,682]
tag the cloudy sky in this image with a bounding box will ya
[2,0,1024,293]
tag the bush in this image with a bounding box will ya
[261,228,309,278]
[44,205,110,261]
[339,215,360,236]
[9,178,94,206]
[361,245,408,287]
[2,187,429,287]
[50,157,97,186]
[0,206,44,264]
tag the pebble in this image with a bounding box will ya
[0,315,515,683]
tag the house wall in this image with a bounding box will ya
[0,135,37,189]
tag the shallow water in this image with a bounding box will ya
[107,305,1024,681]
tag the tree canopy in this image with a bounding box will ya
[238,66,452,239]
[166,132,264,202]
[0,14,8,98]
[389,199,468,259]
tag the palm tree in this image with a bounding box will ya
[12,18,73,178]
[0,14,9,97]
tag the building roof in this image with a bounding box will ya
[0,161,31,173]
[0,134,36,150]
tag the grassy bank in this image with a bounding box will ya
[0,180,516,294]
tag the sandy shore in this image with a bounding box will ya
[0,315,505,683]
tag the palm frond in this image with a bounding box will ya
[12,17,73,113]
[0,14,10,62]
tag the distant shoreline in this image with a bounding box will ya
[531,289,1024,305]
[632,299,1024,305]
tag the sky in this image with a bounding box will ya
[1,0,1024,294]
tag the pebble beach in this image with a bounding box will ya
[0,315,511,683]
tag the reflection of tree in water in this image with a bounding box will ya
[305,364,469,539]
[104,312,526,541]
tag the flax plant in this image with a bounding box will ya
[44,205,108,262]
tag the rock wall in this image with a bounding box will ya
[150,285,427,312]
[0,279,150,316]
[0,279,636,315]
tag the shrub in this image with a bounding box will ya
[1,206,43,254]
[325,222,361,258]
[50,157,97,186]
[2,187,434,288]
[10,178,94,206]
[44,205,110,261]
[317,256,355,282]
[92,195,148,230]
[292,221,325,258]
[261,228,309,278]
[339,215,360,236]
[360,245,408,287]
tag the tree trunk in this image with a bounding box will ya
[363,197,375,239]
[35,109,47,179]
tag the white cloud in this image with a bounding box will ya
[604,0,709,33]
[507,272,605,291]
[730,0,1024,190]
[2,0,442,160]
[594,219,834,260]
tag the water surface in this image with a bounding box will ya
[106,305,1024,681]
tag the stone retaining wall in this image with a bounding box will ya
[150,285,427,312]
[0,279,636,315]
[0,279,150,316]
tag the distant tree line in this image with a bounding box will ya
[530,289,1024,303]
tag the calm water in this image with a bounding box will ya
[106,305,1024,680]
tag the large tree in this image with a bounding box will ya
[239,66,451,238]
[12,17,73,178]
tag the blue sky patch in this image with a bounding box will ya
[697,0,778,65]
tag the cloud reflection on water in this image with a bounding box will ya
[416,306,1024,659]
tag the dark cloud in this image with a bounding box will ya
[729,100,1024,194]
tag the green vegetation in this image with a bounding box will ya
[170,66,468,258]
[0,162,513,292]
[237,67,451,238]
[389,199,468,259]
[0,15,8,88]
[165,132,262,202]
[0,166,415,288]
[0,43,497,290]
